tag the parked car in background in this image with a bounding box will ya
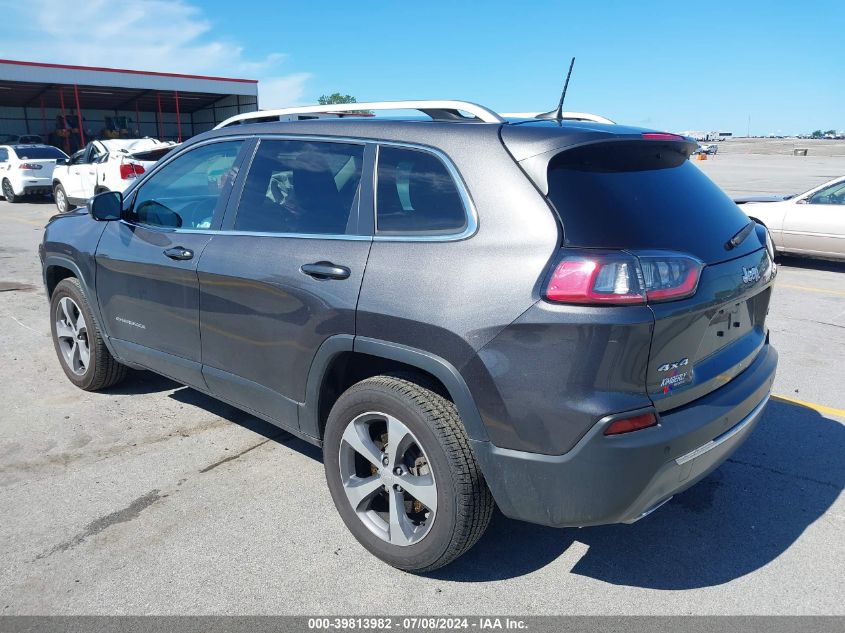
[737,175,845,260]
[40,100,777,571]
[0,144,69,203]
[0,134,45,145]
[694,143,718,155]
[51,138,177,213]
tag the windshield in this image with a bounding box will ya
[13,146,67,160]
[545,141,762,264]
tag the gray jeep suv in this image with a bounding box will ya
[39,101,778,572]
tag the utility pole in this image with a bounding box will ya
[747,115,751,138]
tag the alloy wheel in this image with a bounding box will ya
[55,188,67,213]
[338,411,437,546]
[54,296,90,376]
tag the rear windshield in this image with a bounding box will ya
[13,146,66,160]
[546,141,760,263]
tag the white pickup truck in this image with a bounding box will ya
[51,138,177,213]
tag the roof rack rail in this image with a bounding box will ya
[214,100,505,129]
[501,111,615,124]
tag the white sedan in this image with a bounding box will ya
[737,176,845,261]
[0,144,69,203]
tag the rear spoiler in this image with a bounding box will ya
[124,144,181,162]
[510,134,697,195]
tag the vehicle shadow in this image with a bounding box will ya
[777,255,845,273]
[104,373,844,588]
[106,370,183,396]
[166,379,324,461]
[433,399,844,586]
[20,196,55,205]
[106,370,322,457]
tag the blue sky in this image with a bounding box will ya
[3,0,843,134]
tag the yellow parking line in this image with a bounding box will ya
[778,283,845,298]
[772,394,845,419]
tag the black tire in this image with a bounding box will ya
[53,183,73,213]
[324,375,493,572]
[2,178,19,203]
[49,278,127,391]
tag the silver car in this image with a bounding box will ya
[738,176,845,260]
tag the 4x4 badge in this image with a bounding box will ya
[657,358,689,372]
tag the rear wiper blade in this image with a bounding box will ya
[726,221,755,250]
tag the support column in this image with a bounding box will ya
[174,90,182,142]
[156,92,164,139]
[59,89,70,154]
[40,96,47,138]
[73,84,85,147]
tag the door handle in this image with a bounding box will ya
[300,261,351,280]
[163,246,194,261]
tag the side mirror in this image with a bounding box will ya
[55,158,67,166]
[88,191,123,221]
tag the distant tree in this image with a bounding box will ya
[318,93,358,105]
[824,129,837,136]
[811,130,824,138]
[317,93,371,115]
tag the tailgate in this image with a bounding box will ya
[518,134,777,411]
[646,248,775,411]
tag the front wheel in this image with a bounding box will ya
[2,179,19,203]
[324,375,493,572]
[53,183,72,213]
[49,278,127,391]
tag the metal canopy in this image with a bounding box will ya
[0,78,231,113]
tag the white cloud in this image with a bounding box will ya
[1,0,312,106]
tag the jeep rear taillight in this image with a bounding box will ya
[545,250,702,306]
[546,252,645,305]
[119,163,145,179]
[639,254,702,302]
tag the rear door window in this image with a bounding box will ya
[375,146,467,235]
[234,139,364,235]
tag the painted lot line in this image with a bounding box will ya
[772,394,845,419]
[777,283,845,298]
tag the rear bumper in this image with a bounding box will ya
[471,342,777,527]
[23,186,52,195]
[21,177,53,194]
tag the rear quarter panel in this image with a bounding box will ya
[355,134,561,444]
